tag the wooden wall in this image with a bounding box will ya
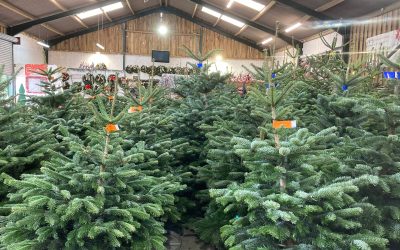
[0,24,6,34]
[349,8,400,64]
[52,14,264,59]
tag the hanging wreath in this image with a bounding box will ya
[108,74,117,82]
[62,72,70,82]
[125,65,140,74]
[95,74,106,85]
[82,73,94,84]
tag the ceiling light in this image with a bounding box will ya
[261,38,273,45]
[101,2,123,12]
[227,0,234,8]
[77,8,102,19]
[232,0,265,11]
[77,2,123,19]
[96,43,105,50]
[37,41,50,48]
[285,22,302,33]
[158,25,168,35]
[221,15,245,28]
[201,6,221,18]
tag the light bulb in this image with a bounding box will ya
[158,25,168,35]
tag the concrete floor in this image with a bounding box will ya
[167,230,215,250]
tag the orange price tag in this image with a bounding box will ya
[105,124,120,133]
[272,120,297,129]
[108,96,114,100]
[128,106,143,113]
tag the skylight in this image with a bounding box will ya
[261,38,273,45]
[201,7,221,18]
[201,7,244,28]
[285,22,302,33]
[227,0,265,12]
[102,2,123,12]
[77,2,124,19]
[221,15,245,28]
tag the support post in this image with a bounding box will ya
[342,27,351,64]
[122,22,127,71]
[199,27,203,55]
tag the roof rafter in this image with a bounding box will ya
[275,0,333,21]
[48,5,264,51]
[7,0,120,36]
[164,6,263,51]
[188,0,301,47]
[0,0,64,36]
[125,0,135,15]
[236,0,276,36]
[48,0,88,28]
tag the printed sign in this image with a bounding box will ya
[366,28,400,61]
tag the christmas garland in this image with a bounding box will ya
[125,65,195,76]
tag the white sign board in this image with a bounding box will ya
[366,28,400,62]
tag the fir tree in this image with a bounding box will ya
[0,66,56,204]
[0,82,184,249]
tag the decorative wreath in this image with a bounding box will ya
[62,72,70,82]
[82,73,94,85]
[95,74,106,85]
[108,74,117,82]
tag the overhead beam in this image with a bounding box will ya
[7,0,120,36]
[188,0,301,46]
[315,0,344,12]
[49,0,88,28]
[48,6,161,46]
[48,5,264,51]
[236,1,276,36]
[0,0,64,36]
[164,6,263,51]
[192,4,198,18]
[275,0,333,20]
[125,0,135,15]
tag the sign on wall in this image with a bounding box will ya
[25,64,47,94]
[366,28,400,61]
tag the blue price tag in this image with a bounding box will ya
[383,72,396,79]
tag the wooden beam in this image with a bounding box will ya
[49,0,88,28]
[0,0,64,36]
[48,6,162,46]
[275,0,333,20]
[165,6,264,51]
[192,3,198,18]
[125,0,135,15]
[188,0,301,46]
[7,0,120,36]
[236,1,276,36]
[315,0,344,12]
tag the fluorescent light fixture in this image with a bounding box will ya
[101,2,123,12]
[158,25,168,35]
[77,8,102,19]
[37,41,50,48]
[232,0,265,11]
[201,6,221,18]
[77,2,123,19]
[285,22,302,33]
[96,43,105,50]
[221,15,245,28]
[261,38,273,45]
[227,0,234,8]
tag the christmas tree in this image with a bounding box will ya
[0,66,56,204]
[0,81,185,249]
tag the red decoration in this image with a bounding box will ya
[85,84,92,90]
[108,74,117,82]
